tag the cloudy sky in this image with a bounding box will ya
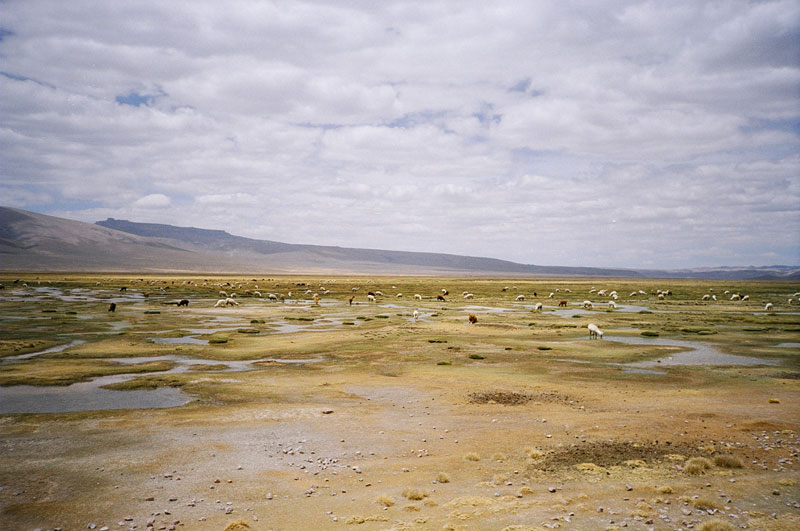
[1,0,798,269]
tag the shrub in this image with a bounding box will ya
[697,518,734,531]
[402,488,426,500]
[376,494,395,507]
[464,453,480,461]
[436,472,450,483]
[223,521,251,531]
[469,354,486,360]
[713,455,743,469]
[693,497,721,510]
[685,457,713,475]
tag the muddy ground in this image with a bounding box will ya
[0,274,798,530]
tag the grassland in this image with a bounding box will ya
[0,273,798,530]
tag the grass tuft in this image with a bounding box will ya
[375,494,395,507]
[697,520,735,531]
[693,497,721,511]
[464,452,480,461]
[713,455,743,469]
[402,488,427,500]
[223,521,251,531]
[685,457,713,475]
[524,447,544,459]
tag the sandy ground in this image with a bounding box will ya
[1,275,799,530]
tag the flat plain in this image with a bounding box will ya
[0,274,798,530]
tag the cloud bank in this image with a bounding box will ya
[1,0,798,268]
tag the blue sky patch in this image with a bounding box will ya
[115,91,155,107]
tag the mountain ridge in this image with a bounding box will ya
[1,206,798,279]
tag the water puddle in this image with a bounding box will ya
[0,352,324,414]
[609,335,782,368]
[546,303,654,317]
[1,340,86,364]
[0,374,192,414]
[461,305,513,314]
[554,334,781,373]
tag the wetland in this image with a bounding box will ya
[0,273,798,530]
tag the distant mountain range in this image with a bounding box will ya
[1,206,798,279]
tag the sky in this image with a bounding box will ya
[1,0,799,269]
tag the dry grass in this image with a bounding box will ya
[223,521,251,531]
[402,488,427,501]
[685,457,713,475]
[697,519,735,531]
[376,494,395,507]
[464,452,480,461]
[693,497,722,511]
[575,462,605,473]
[436,472,450,483]
[492,452,508,462]
[524,447,544,459]
[714,455,743,468]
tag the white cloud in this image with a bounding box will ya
[0,0,798,268]
[133,194,171,209]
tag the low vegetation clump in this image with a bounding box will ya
[685,457,714,475]
[693,497,722,511]
[464,453,480,461]
[524,447,544,459]
[697,518,735,531]
[468,391,531,405]
[436,472,450,483]
[468,354,486,360]
[223,521,251,531]
[376,494,395,507]
[713,455,743,468]
[641,331,660,337]
[402,488,427,501]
